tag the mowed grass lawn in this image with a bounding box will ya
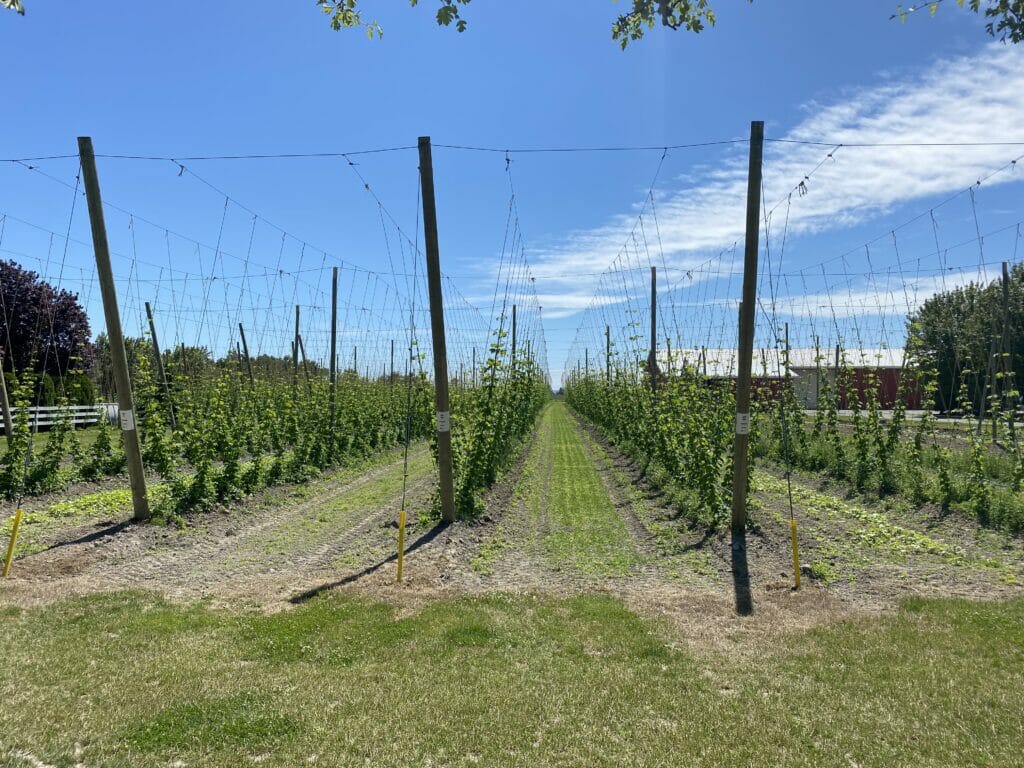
[530,402,640,576]
[0,593,1022,767]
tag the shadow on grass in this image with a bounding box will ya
[731,528,753,616]
[288,520,451,604]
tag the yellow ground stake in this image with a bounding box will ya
[396,509,406,583]
[790,517,801,590]
[3,508,24,578]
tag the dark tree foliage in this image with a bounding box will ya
[165,344,214,380]
[93,334,217,400]
[92,334,149,400]
[247,353,323,379]
[0,259,94,376]
[907,263,1024,413]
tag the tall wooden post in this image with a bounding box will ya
[605,324,611,384]
[78,136,149,521]
[585,348,589,378]
[418,136,456,522]
[297,334,312,392]
[329,266,338,436]
[1000,262,1013,440]
[648,266,659,390]
[292,304,300,391]
[511,304,517,366]
[814,336,821,406]
[390,339,395,386]
[178,343,189,380]
[144,301,176,430]
[729,120,764,535]
[0,349,13,447]
[353,346,358,377]
[238,323,254,387]
[784,323,791,379]
[472,347,477,387]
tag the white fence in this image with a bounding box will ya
[1,403,117,430]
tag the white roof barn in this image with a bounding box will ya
[657,348,908,379]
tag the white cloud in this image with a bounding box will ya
[535,44,1024,324]
[765,266,994,326]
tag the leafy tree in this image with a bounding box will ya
[312,0,1022,47]
[92,333,150,400]
[0,259,94,377]
[93,333,217,400]
[248,353,308,379]
[6,0,1021,45]
[164,344,213,381]
[895,1,1024,43]
[906,263,1024,413]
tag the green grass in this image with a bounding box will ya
[531,402,639,576]
[0,423,102,458]
[580,429,720,581]
[1,591,1022,767]
[472,402,640,577]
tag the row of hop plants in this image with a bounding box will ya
[749,342,1024,534]
[447,326,550,518]
[0,371,124,499]
[0,346,436,519]
[565,353,737,529]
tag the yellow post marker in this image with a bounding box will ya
[396,509,406,583]
[3,508,24,578]
[790,517,801,590]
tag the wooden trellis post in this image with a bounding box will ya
[418,136,456,523]
[729,120,765,535]
[145,301,176,430]
[78,136,149,521]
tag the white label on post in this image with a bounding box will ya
[436,410,451,432]
[735,412,750,435]
[119,408,136,432]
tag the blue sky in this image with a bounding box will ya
[2,1,1022,386]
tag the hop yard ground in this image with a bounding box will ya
[1,401,1023,767]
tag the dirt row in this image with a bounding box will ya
[1,445,436,607]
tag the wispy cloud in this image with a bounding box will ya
[534,44,1024,321]
[769,267,991,322]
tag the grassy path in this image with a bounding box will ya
[473,401,730,586]
[542,402,641,575]
[1,591,1022,767]
[474,401,642,580]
